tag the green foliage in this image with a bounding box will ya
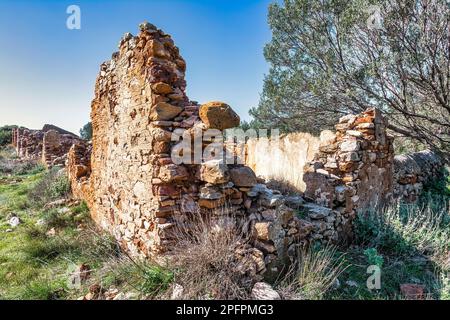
[28,168,71,207]
[0,167,173,300]
[423,167,450,197]
[0,145,44,176]
[363,248,384,268]
[252,0,450,153]
[0,125,16,146]
[439,275,450,300]
[139,265,174,297]
[79,122,92,141]
[354,200,450,256]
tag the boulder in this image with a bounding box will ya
[229,166,257,187]
[199,101,240,130]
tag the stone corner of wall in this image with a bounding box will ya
[302,108,394,219]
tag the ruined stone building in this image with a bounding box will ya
[11,22,446,280]
[12,125,82,168]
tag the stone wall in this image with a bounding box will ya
[67,141,92,203]
[393,150,445,201]
[301,109,395,241]
[246,132,320,192]
[5,22,441,281]
[42,130,81,168]
[12,125,82,168]
[66,23,342,279]
[12,128,44,160]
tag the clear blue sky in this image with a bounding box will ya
[0,0,273,134]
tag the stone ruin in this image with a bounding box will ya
[393,150,445,202]
[10,22,447,281]
[11,125,82,168]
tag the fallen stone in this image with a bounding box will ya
[46,228,56,237]
[251,282,281,300]
[171,284,184,300]
[8,216,21,228]
[400,284,425,300]
[254,222,271,241]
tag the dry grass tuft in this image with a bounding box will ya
[277,245,346,300]
[169,213,253,300]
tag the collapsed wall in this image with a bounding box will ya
[302,109,395,241]
[11,125,82,168]
[12,128,44,159]
[393,150,445,201]
[246,109,396,243]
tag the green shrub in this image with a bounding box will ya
[41,209,73,230]
[139,265,174,297]
[0,126,15,147]
[0,145,43,176]
[28,168,71,208]
[13,162,44,176]
[355,200,450,257]
[423,167,450,197]
[439,274,450,300]
[363,248,384,268]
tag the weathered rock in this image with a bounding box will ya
[400,284,425,300]
[150,102,183,121]
[251,282,281,300]
[199,101,240,130]
[200,160,229,184]
[8,216,21,228]
[229,166,257,187]
[151,82,173,95]
[254,222,271,241]
[171,284,184,300]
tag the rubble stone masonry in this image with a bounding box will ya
[67,23,322,277]
[12,125,82,168]
[393,150,445,202]
[11,22,446,280]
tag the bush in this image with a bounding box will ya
[169,213,252,300]
[0,126,15,147]
[423,167,450,197]
[0,145,43,176]
[363,248,384,268]
[139,265,173,297]
[79,122,92,141]
[28,168,71,207]
[355,200,450,257]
